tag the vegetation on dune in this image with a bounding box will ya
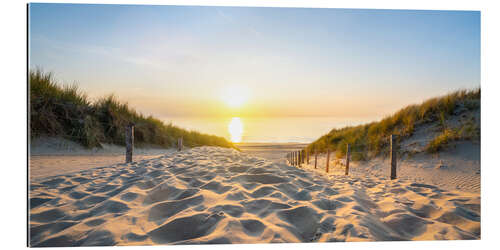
[307,88,480,160]
[29,69,237,150]
[425,117,480,153]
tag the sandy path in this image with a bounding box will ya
[30,136,176,180]
[30,154,170,180]
[29,146,479,246]
[237,143,307,163]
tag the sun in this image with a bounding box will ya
[228,117,243,143]
[221,85,249,108]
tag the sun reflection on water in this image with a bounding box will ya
[228,117,243,143]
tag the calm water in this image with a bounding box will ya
[162,116,378,143]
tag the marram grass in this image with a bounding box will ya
[29,69,236,150]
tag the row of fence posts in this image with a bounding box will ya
[125,123,184,163]
[286,135,398,180]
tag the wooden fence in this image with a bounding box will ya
[286,134,398,179]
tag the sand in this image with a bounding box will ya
[30,137,174,179]
[29,146,480,247]
[30,155,169,180]
[302,142,480,194]
[237,143,308,162]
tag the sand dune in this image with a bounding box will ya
[29,146,480,247]
[303,142,480,194]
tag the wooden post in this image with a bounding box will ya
[178,137,183,151]
[295,151,297,166]
[326,149,330,173]
[300,149,306,164]
[299,150,301,165]
[306,149,309,164]
[296,151,298,166]
[125,123,134,163]
[314,150,317,169]
[293,151,296,166]
[300,150,303,165]
[390,134,397,180]
[345,144,350,175]
[298,151,302,167]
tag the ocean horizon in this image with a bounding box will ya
[162,116,379,143]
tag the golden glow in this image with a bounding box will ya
[221,85,249,108]
[228,117,243,142]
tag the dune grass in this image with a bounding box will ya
[29,69,236,150]
[425,116,480,153]
[307,88,480,160]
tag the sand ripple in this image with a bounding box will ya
[29,146,480,246]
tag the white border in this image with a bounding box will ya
[1,0,499,250]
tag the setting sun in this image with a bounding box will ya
[221,85,249,108]
[228,117,243,143]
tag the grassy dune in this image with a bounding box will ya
[307,88,480,160]
[29,70,236,150]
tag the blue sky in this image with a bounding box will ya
[29,4,480,118]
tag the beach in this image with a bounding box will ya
[29,146,480,246]
[25,4,484,248]
[29,137,174,179]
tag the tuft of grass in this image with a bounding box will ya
[307,88,480,160]
[29,70,237,150]
[458,117,480,140]
[425,115,480,153]
[425,128,459,153]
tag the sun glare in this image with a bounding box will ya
[221,85,249,108]
[228,117,243,143]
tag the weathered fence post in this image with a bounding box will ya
[125,123,134,163]
[303,149,306,164]
[178,137,183,151]
[299,150,302,167]
[390,134,397,180]
[295,151,298,166]
[314,150,317,169]
[302,150,305,164]
[306,149,309,164]
[345,144,350,175]
[326,149,330,173]
[293,151,297,166]
[300,150,303,166]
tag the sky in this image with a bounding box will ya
[29,4,480,119]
